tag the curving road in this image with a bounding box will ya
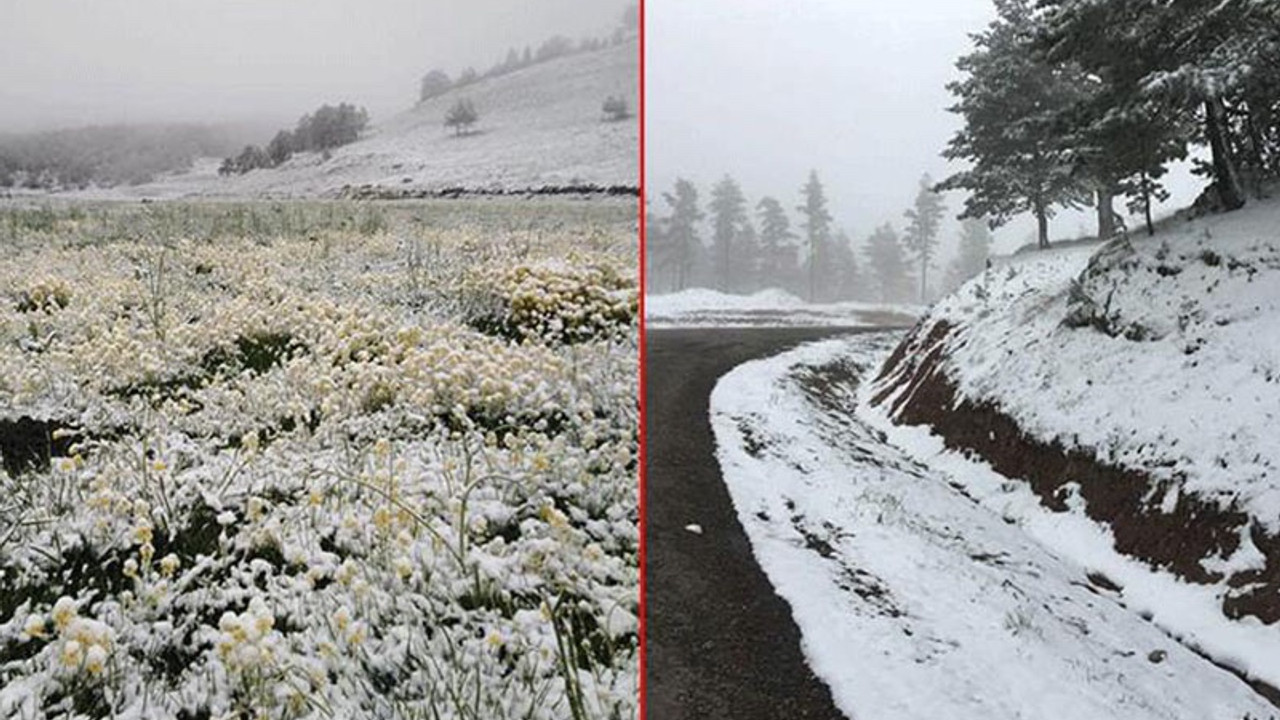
[644,326,886,719]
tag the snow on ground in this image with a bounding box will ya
[0,202,638,718]
[646,287,920,328]
[908,195,1280,535]
[710,332,1279,719]
[64,40,637,200]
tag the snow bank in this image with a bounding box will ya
[646,287,921,328]
[710,333,1278,719]
[883,195,1280,536]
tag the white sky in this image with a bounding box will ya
[0,0,628,132]
[645,0,1200,257]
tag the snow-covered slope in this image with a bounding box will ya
[710,335,1279,719]
[82,40,637,199]
[873,193,1280,626]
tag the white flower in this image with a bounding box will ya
[51,597,77,630]
[159,554,181,576]
[84,644,108,674]
[23,614,47,639]
[61,640,83,668]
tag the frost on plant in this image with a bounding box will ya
[0,201,639,719]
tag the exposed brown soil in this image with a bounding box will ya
[871,319,1280,626]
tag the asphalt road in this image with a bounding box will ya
[645,326,883,719]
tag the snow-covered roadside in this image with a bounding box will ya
[646,288,920,328]
[710,333,1278,719]
[905,196,1280,539]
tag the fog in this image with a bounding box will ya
[645,0,1200,262]
[0,0,628,132]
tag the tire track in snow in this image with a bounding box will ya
[711,331,1278,720]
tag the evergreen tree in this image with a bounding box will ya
[1037,0,1280,212]
[708,175,750,293]
[938,0,1091,250]
[831,229,862,302]
[902,174,946,303]
[945,218,994,290]
[796,170,833,303]
[419,70,453,102]
[733,220,762,294]
[864,223,914,304]
[266,130,294,167]
[445,99,479,136]
[756,196,796,291]
[660,178,704,292]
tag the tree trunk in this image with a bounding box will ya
[1143,177,1155,237]
[1096,186,1116,240]
[1034,196,1049,249]
[919,257,928,304]
[808,243,816,303]
[1204,97,1246,211]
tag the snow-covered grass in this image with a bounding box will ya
[710,333,1278,719]
[892,194,1280,537]
[645,287,920,328]
[0,200,638,719]
[65,40,637,201]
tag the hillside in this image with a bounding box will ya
[79,39,637,199]
[868,193,1280,695]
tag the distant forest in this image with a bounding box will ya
[416,3,638,104]
[219,103,370,175]
[0,124,245,190]
[646,172,993,305]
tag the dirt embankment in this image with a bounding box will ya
[871,319,1280,628]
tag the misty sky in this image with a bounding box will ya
[0,0,627,132]
[646,0,1200,259]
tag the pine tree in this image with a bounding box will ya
[945,218,993,291]
[756,196,796,291]
[796,170,833,303]
[733,220,762,293]
[266,130,294,167]
[864,223,914,304]
[831,229,862,302]
[938,0,1091,250]
[902,174,946,303]
[445,99,479,136]
[1037,0,1280,212]
[419,70,452,102]
[708,175,749,293]
[660,178,704,292]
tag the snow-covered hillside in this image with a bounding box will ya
[81,40,637,199]
[867,194,1280,675]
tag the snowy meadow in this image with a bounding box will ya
[0,199,639,719]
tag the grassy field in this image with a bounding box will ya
[0,199,638,719]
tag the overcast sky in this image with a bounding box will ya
[646,0,1199,258]
[0,0,627,132]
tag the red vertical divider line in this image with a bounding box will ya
[636,0,648,716]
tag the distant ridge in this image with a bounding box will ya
[76,38,638,200]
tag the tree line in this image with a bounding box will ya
[939,0,1280,247]
[219,103,369,175]
[0,124,243,190]
[417,4,639,104]
[646,172,993,304]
